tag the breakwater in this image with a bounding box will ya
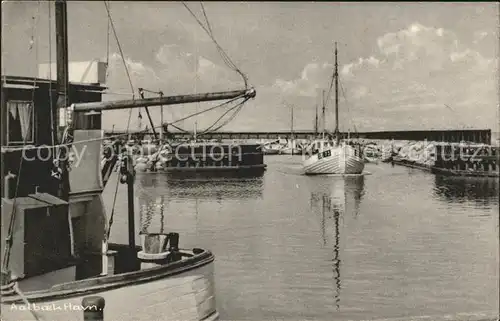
[377,140,499,177]
[105,129,493,144]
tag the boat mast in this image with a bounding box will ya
[322,90,326,140]
[194,121,197,141]
[334,42,340,144]
[55,0,69,139]
[314,104,318,136]
[159,91,164,141]
[291,104,294,151]
[55,0,70,201]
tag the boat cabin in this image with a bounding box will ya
[1,75,108,285]
[304,138,364,159]
[305,139,337,156]
[1,76,105,196]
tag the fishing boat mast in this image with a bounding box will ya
[290,104,294,155]
[314,104,318,136]
[55,0,70,202]
[322,90,326,140]
[55,0,69,139]
[159,91,164,141]
[334,42,340,145]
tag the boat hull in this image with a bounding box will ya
[132,142,266,174]
[262,148,281,155]
[1,251,218,321]
[279,148,302,155]
[135,164,266,179]
[303,145,365,175]
[364,155,379,163]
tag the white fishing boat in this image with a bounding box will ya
[363,143,381,163]
[303,139,364,174]
[1,2,256,320]
[262,140,284,155]
[280,140,302,155]
[303,43,364,175]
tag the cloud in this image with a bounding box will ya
[106,44,242,94]
[102,44,250,131]
[342,57,380,77]
[272,62,333,98]
[273,22,498,131]
[473,31,489,43]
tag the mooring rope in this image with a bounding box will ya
[12,282,43,321]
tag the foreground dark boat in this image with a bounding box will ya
[1,1,256,320]
[1,241,218,321]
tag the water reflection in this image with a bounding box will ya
[310,176,366,220]
[136,174,264,200]
[165,177,264,201]
[136,174,264,233]
[104,158,498,319]
[433,175,499,206]
[309,175,365,311]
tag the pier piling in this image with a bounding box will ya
[82,296,105,321]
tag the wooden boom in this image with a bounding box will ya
[72,88,256,112]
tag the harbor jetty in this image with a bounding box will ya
[378,140,499,177]
[105,128,493,144]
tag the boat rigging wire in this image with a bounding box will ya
[102,0,136,241]
[200,97,249,134]
[181,2,249,89]
[136,87,248,136]
[113,2,253,135]
[164,94,247,134]
[11,282,44,321]
[339,79,357,134]
[200,2,213,35]
[175,3,250,134]
[322,43,341,115]
[103,1,135,99]
[324,42,348,115]
[105,0,111,79]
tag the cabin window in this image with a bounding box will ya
[7,100,34,144]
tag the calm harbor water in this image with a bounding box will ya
[105,156,499,321]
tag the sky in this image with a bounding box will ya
[2,1,499,133]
